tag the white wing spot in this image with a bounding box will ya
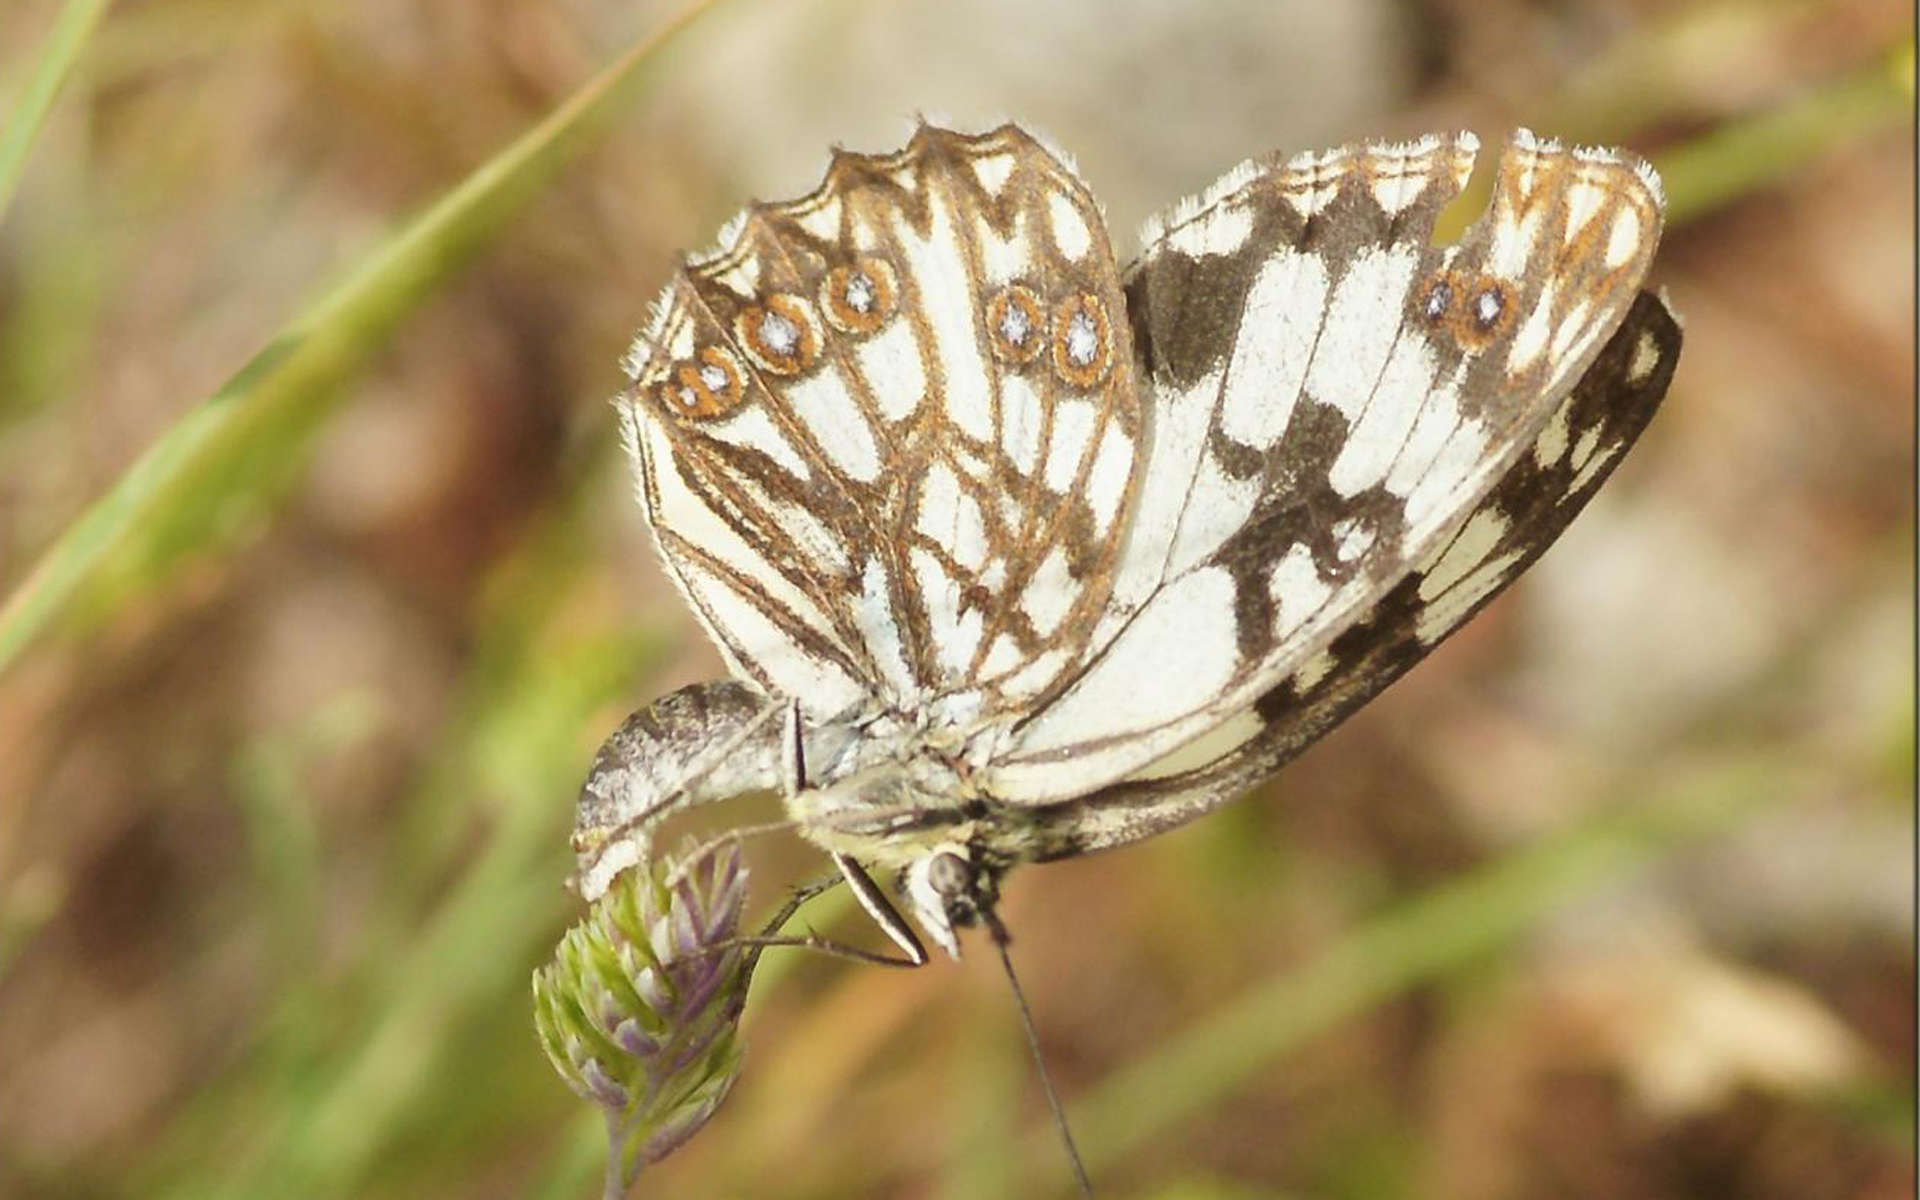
[843,272,876,313]
[704,405,811,480]
[1220,249,1327,449]
[1418,508,1509,601]
[1292,648,1339,693]
[1306,245,1421,421]
[1163,204,1254,257]
[1329,332,1437,497]
[1549,297,1595,365]
[1281,149,1341,218]
[1628,329,1661,383]
[857,320,927,423]
[1384,374,1462,496]
[972,153,1016,196]
[1044,400,1098,493]
[897,185,994,441]
[978,213,1035,288]
[1268,543,1332,632]
[1020,545,1076,637]
[857,556,917,700]
[1085,423,1133,533]
[980,632,1023,676]
[1415,548,1524,643]
[1165,442,1260,578]
[1403,411,1491,528]
[1564,179,1606,241]
[1533,402,1572,466]
[1331,517,1374,562]
[1047,191,1093,260]
[1369,160,1430,215]
[1566,439,1621,495]
[917,461,988,570]
[1570,425,1602,471]
[794,194,843,242]
[1606,205,1643,267]
[1486,203,1545,281]
[1506,301,1553,377]
[1125,708,1263,781]
[786,369,882,481]
[1015,566,1242,746]
[1000,374,1045,475]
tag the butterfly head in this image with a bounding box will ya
[903,843,1005,959]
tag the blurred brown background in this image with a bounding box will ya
[0,1,1911,1197]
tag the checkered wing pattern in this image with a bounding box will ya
[984,130,1666,801]
[1020,288,1681,859]
[621,125,1145,729]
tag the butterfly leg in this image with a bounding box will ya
[715,853,929,969]
[784,702,928,963]
[721,848,929,967]
[828,852,929,965]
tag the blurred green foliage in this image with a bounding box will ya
[0,2,1910,1198]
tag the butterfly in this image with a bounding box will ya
[573,122,1680,967]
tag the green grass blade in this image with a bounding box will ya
[1034,755,1803,1182]
[1659,40,1914,224]
[0,0,112,224]
[0,0,730,676]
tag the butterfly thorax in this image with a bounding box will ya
[587,119,1679,961]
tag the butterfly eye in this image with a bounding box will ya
[736,294,821,375]
[926,850,973,899]
[1050,293,1112,387]
[986,285,1047,363]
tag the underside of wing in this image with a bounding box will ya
[999,289,1682,859]
[620,124,1144,724]
[987,130,1667,800]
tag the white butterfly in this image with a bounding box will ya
[574,123,1679,965]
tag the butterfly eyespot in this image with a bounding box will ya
[1417,275,1455,323]
[1051,293,1112,387]
[821,256,897,334]
[1448,274,1516,347]
[985,285,1047,364]
[1469,282,1507,330]
[737,294,821,375]
[657,345,746,419]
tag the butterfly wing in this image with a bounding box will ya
[619,124,1144,723]
[1008,288,1681,856]
[986,130,1668,800]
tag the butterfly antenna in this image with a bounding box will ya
[985,911,1093,1197]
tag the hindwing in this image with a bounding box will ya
[987,130,1667,800]
[1016,288,1682,857]
[620,124,1144,725]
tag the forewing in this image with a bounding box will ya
[1010,288,1682,858]
[620,124,1143,721]
[987,130,1666,799]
